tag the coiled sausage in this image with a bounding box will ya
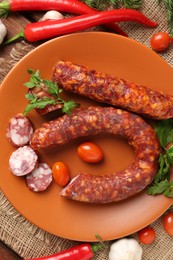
[30,106,160,203]
[52,60,173,120]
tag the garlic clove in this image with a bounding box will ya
[39,10,64,21]
[0,19,7,44]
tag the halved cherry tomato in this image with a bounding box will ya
[77,141,104,163]
[163,211,173,236]
[52,161,70,187]
[150,32,171,52]
[137,226,156,244]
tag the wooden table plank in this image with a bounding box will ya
[0,13,31,59]
[0,12,40,83]
[0,240,22,260]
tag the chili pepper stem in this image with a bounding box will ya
[0,0,10,18]
[92,243,104,253]
[3,31,25,45]
[91,233,108,254]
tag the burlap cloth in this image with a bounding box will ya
[0,1,173,259]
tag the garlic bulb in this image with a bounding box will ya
[0,19,7,44]
[40,10,64,21]
[109,238,143,260]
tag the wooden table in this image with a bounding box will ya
[0,241,22,260]
[0,12,41,63]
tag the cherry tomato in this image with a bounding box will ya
[138,226,156,244]
[52,161,70,187]
[163,211,173,236]
[77,141,104,163]
[150,32,171,52]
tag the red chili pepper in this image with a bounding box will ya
[24,243,102,260]
[0,0,127,36]
[1,0,96,15]
[4,9,158,44]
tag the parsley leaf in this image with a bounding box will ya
[62,100,78,114]
[153,154,170,183]
[43,79,63,97]
[164,181,173,197]
[146,119,173,198]
[147,179,170,195]
[166,145,173,164]
[24,69,43,89]
[23,69,79,115]
[154,119,173,148]
[23,93,56,115]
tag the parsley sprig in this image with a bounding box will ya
[147,119,173,198]
[81,0,142,10]
[23,69,78,115]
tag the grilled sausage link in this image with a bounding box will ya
[52,60,173,120]
[30,106,160,203]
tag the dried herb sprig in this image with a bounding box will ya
[159,0,173,36]
[82,0,142,10]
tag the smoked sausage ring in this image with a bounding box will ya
[31,106,160,203]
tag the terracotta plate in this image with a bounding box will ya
[0,32,173,242]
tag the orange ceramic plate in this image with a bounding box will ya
[0,32,173,242]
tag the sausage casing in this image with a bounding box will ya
[30,106,160,203]
[52,60,173,120]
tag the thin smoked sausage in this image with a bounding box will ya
[52,60,173,120]
[30,106,160,203]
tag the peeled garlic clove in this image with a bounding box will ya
[0,19,7,44]
[40,10,64,21]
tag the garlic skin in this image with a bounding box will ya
[0,19,7,44]
[40,10,64,21]
[109,238,143,260]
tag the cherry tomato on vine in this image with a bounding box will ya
[77,141,104,163]
[150,32,171,52]
[52,161,70,187]
[137,226,156,244]
[163,211,173,236]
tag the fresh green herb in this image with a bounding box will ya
[166,145,173,164]
[158,0,173,36]
[146,119,173,198]
[43,79,63,97]
[81,0,142,10]
[147,179,171,195]
[62,100,78,114]
[23,69,78,115]
[163,181,173,197]
[154,153,170,183]
[154,119,173,148]
[23,93,56,115]
[24,69,42,88]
